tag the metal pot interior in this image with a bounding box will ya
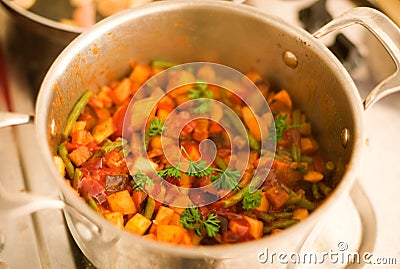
[36,0,364,266]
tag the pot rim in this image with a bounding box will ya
[35,0,365,260]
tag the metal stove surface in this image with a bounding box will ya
[0,1,399,268]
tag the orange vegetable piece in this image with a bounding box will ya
[125,213,152,235]
[265,185,290,209]
[107,190,137,215]
[156,225,187,244]
[109,78,132,105]
[129,64,151,85]
[92,117,115,144]
[154,206,175,225]
[243,215,263,239]
[68,145,92,166]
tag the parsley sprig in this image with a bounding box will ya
[211,168,241,191]
[147,118,164,138]
[156,146,241,191]
[187,82,214,114]
[242,190,263,210]
[269,113,302,142]
[180,207,220,237]
[131,172,154,190]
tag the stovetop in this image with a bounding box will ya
[1,1,400,268]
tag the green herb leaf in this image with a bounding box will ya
[187,159,214,177]
[147,118,164,138]
[211,168,241,191]
[132,172,154,190]
[193,98,211,114]
[180,207,220,237]
[188,82,213,114]
[203,213,221,238]
[242,190,263,210]
[156,164,182,179]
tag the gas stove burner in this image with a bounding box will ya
[299,0,361,72]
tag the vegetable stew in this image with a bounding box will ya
[55,60,336,246]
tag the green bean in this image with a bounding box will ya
[215,155,227,170]
[300,155,313,163]
[271,212,293,219]
[312,183,322,200]
[317,182,332,196]
[72,168,83,189]
[263,219,298,234]
[291,110,302,162]
[323,161,335,176]
[284,195,315,210]
[222,185,249,208]
[247,132,260,151]
[58,142,75,179]
[144,197,156,220]
[87,197,103,216]
[258,212,274,223]
[62,90,93,138]
[151,60,176,69]
[102,138,124,153]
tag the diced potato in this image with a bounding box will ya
[143,233,156,240]
[110,78,132,105]
[150,135,162,149]
[125,213,152,235]
[68,145,93,166]
[265,186,290,209]
[254,192,269,212]
[71,130,94,145]
[130,156,158,174]
[300,137,319,154]
[271,89,292,110]
[292,208,309,220]
[129,64,151,85]
[107,190,137,215]
[303,170,324,183]
[168,213,182,226]
[105,212,124,228]
[196,65,216,83]
[92,117,115,144]
[71,121,87,132]
[243,215,263,239]
[156,225,187,244]
[229,220,249,236]
[129,97,157,131]
[54,156,66,177]
[154,206,175,225]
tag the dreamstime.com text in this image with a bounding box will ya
[257,242,397,266]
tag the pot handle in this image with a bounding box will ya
[313,7,400,110]
[0,112,34,128]
[0,181,102,245]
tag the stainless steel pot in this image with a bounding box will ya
[1,1,400,268]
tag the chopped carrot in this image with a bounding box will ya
[68,145,92,166]
[254,192,269,212]
[92,117,115,144]
[129,64,151,85]
[243,215,263,239]
[208,122,224,133]
[192,119,209,142]
[125,213,152,235]
[109,78,132,105]
[196,65,216,83]
[300,137,319,154]
[107,190,137,215]
[71,130,94,145]
[131,190,148,210]
[271,89,292,111]
[150,136,162,150]
[241,106,261,141]
[104,212,124,229]
[265,185,290,209]
[153,206,175,225]
[156,225,188,244]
